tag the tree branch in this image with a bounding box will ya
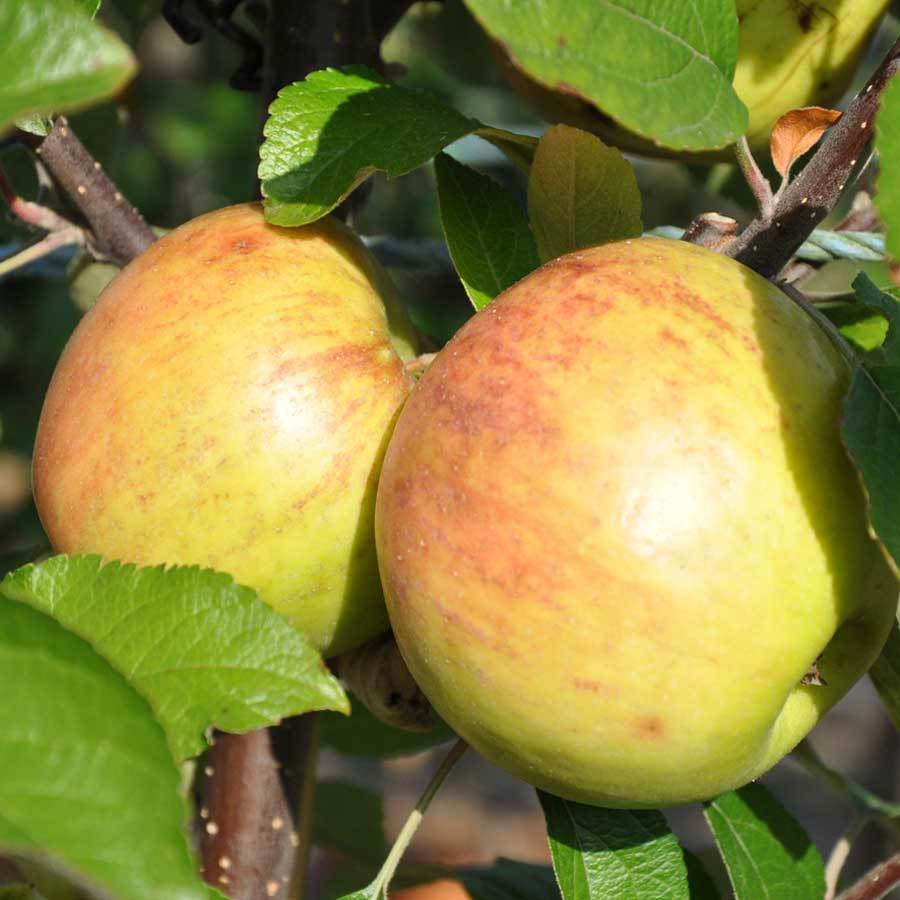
[724,36,900,278]
[23,117,157,266]
[199,719,318,900]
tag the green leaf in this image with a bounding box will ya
[682,851,721,900]
[851,275,900,364]
[259,67,478,226]
[313,781,386,863]
[0,598,208,900]
[871,617,900,736]
[842,363,900,569]
[320,696,455,758]
[876,74,900,262]
[434,152,539,311]
[837,277,900,570]
[477,126,539,171]
[537,792,690,900]
[704,784,825,900]
[822,303,889,353]
[528,124,642,263]
[77,0,101,15]
[1,555,349,761]
[0,0,136,134]
[462,859,561,900]
[463,0,746,151]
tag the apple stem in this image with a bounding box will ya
[365,738,468,896]
[726,36,900,278]
[733,137,775,221]
[836,851,900,900]
[405,353,438,379]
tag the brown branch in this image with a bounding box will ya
[201,5,423,895]
[199,718,319,900]
[28,117,156,266]
[837,852,900,900]
[725,36,900,278]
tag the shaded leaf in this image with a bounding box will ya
[313,781,386,864]
[462,858,561,900]
[824,304,888,353]
[0,599,208,900]
[538,792,689,900]
[852,273,900,364]
[1,555,348,761]
[463,0,745,151]
[528,124,642,262]
[876,75,900,262]
[843,364,900,570]
[0,0,136,133]
[839,275,900,570]
[871,617,900,732]
[683,851,721,900]
[704,784,824,900]
[477,126,539,171]
[434,152,539,311]
[259,67,477,225]
[770,107,841,177]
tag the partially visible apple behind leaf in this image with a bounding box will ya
[375,237,899,808]
[33,203,417,658]
[494,0,888,158]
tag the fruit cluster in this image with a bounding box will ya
[34,204,897,808]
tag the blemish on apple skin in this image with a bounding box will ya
[572,677,618,696]
[635,715,666,739]
[658,327,688,349]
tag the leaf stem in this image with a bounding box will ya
[727,36,900,277]
[734,136,774,221]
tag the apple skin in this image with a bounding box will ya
[496,0,889,158]
[33,203,417,658]
[375,237,898,808]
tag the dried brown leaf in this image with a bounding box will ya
[770,106,842,177]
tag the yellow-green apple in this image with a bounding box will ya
[33,203,417,657]
[375,237,898,808]
[495,0,889,157]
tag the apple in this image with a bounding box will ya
[33,202,417,658]
[375,236,899,808]
[392,881,470,900]
[495,0,889,157]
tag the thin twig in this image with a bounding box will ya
[726,36,900,277]
[0,165,76,234]
[0,228,84,279]
[837,852,900,900]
